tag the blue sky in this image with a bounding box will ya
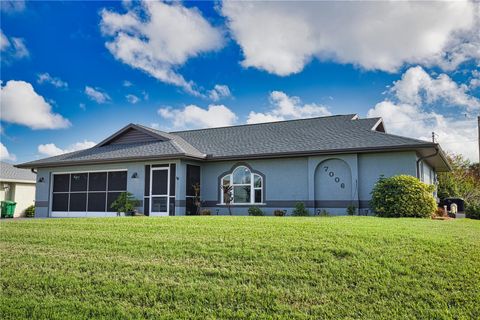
[1,0,479,163]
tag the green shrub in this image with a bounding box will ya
[200,209,211,216]
[248,207,264,216]
[292,202,309,216]
[110,192,140,216]
[370,175,436,218]
[24,205,35,218]
[319,209,330,217]
[346,205,356,216]
[273,209,286,216]
[466,202,480,220]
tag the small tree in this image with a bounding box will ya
[221,184,233,215]
[437,153,480,204]
[465,202,480,220]
[110,192,140,216]
[346,205,356,216]
[370,175,436,218]
[292,202,309,216]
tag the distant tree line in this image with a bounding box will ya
[437,153,480,217]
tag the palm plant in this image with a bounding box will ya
[221,184,233,215]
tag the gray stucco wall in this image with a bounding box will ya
[34,160,179,218]
[357,151,417,209]
[200,158,310,215]
[33,150,428,218]
[419,160,436,185]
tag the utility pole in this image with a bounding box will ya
[478,116,480,163]
[432,132,435,143]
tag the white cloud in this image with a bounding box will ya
[0,0,25,13]
[38,140,96,157]
[221,1,478,76]
[85,86,111,104]
[0,80,71,129]
[247,91,331,124]
[123,80,133,87]
[367,66,479,161]
[10,37,28,58]
[37,73,68,88]
[0,143,16,161]
[390,66,480,111]
[208,84,231,101]
[126,94,140,104]
[158,104,237,129]
[100,0,223,95]
[470,70,480,89]
[0,29,29,61]
[0,30,9,50]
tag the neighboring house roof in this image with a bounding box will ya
[1,161,36,183]
[16,114,450,171]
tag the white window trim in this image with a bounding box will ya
[50,169,128,216]
[220,166,264,205]
[149,166,170,217]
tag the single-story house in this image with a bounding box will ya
[1,161,36,217]
[17,114,450,217]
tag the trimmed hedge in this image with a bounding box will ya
[370,175,436,218]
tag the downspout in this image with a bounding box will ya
[31,168,37,174]
[416,147,439,179]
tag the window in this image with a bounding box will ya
[51,170,127,213]
[221,166,263,204]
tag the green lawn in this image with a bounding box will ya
[1,217,479,319]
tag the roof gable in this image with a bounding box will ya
[15,114,449,172]
[96,124,170,147]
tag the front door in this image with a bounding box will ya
[150,167,169,216]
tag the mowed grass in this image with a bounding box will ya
[1,217,479,319]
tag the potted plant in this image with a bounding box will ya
[110,192,140,216]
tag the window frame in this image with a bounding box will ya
[220,165,264,205]
[50,169,128,217]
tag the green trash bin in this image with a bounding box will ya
[1,201,16,218]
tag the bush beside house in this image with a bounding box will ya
[248,207,264,216]
[292,202,309,216]
[24,205,35,218]
[370,175,436,218]
[273,210,286,216]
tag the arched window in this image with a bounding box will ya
[221,166,263,204]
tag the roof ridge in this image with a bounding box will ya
[169,114,358,133]
[136,124,205,157]
[369,129,435,145]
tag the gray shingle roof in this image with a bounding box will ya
[173,115,434,158]
[17,115,444,169]
[1,161,36,182]
[136,124,205,158]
